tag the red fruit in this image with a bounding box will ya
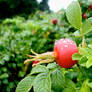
[32,61,39,67]
[89,4,92,9]
[52,18,58,25]
[83,13,87,19]
[54,38,78,68]
[24,38,78,68]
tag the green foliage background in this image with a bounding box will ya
[0,11,72,92]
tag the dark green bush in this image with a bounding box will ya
[0,0,39,18]
[0,0,50,18]
[0,11,73,92]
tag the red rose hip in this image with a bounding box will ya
[89,4,92,9]
[83,13,87,19]
[32,61,39,67]
[54,38,78,68]
[52,18,58,25]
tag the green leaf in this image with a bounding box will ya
[66,1,82,29]
[72,53,82,60]
[33,73,51,92]
[51,67,65,91]
[0,73,9,79]
[16,75,35,92]
[79,56,88,66]
[86,57,92,68]
[79,47,92,57]
[65,78,76,88]
[51,90,55,92]
[63,79,76,92]
[47,62,57,69]
[74,30,81,37]
[88,44,92,49]
[80,80,91,92]
[65,71,78,79]
[82,17,92,35]
[31,65,48,75]
[62,88,76,92]
[87,82,92,88]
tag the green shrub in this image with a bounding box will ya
[0,11,72,92]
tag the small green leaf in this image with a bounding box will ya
[62,88,76,92]
[0,73,9,79]
[33,73,51,92]
[16,75,35,92]
[79,56,88,66]
[74,30,81,37]
[72,53,82,60]
[88,44,92,49]
[66,1,82,29]
[63,79,76,92]
[3,55,10,61]
[31,65,48,75]
[79,47,92,57]
[51,90,55,92]
[87,82,92,88]
[47,62,57,69]
[65,71,78,80]
[82,17,92,35]
[51,67,65,91]
[86,57,92,68]
[65,78,76,88]
[80,80,91,92]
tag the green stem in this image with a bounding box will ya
[80,28,86,48]
[82,36,86,48]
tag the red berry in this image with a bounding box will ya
[52,18,58,25]
[32,61,39,67]
[83,13,87,19]
[89,4,92,9]
[54,38,78,68]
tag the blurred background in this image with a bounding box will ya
[0,0,92,92]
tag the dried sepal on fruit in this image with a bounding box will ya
[24,49,55,66]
